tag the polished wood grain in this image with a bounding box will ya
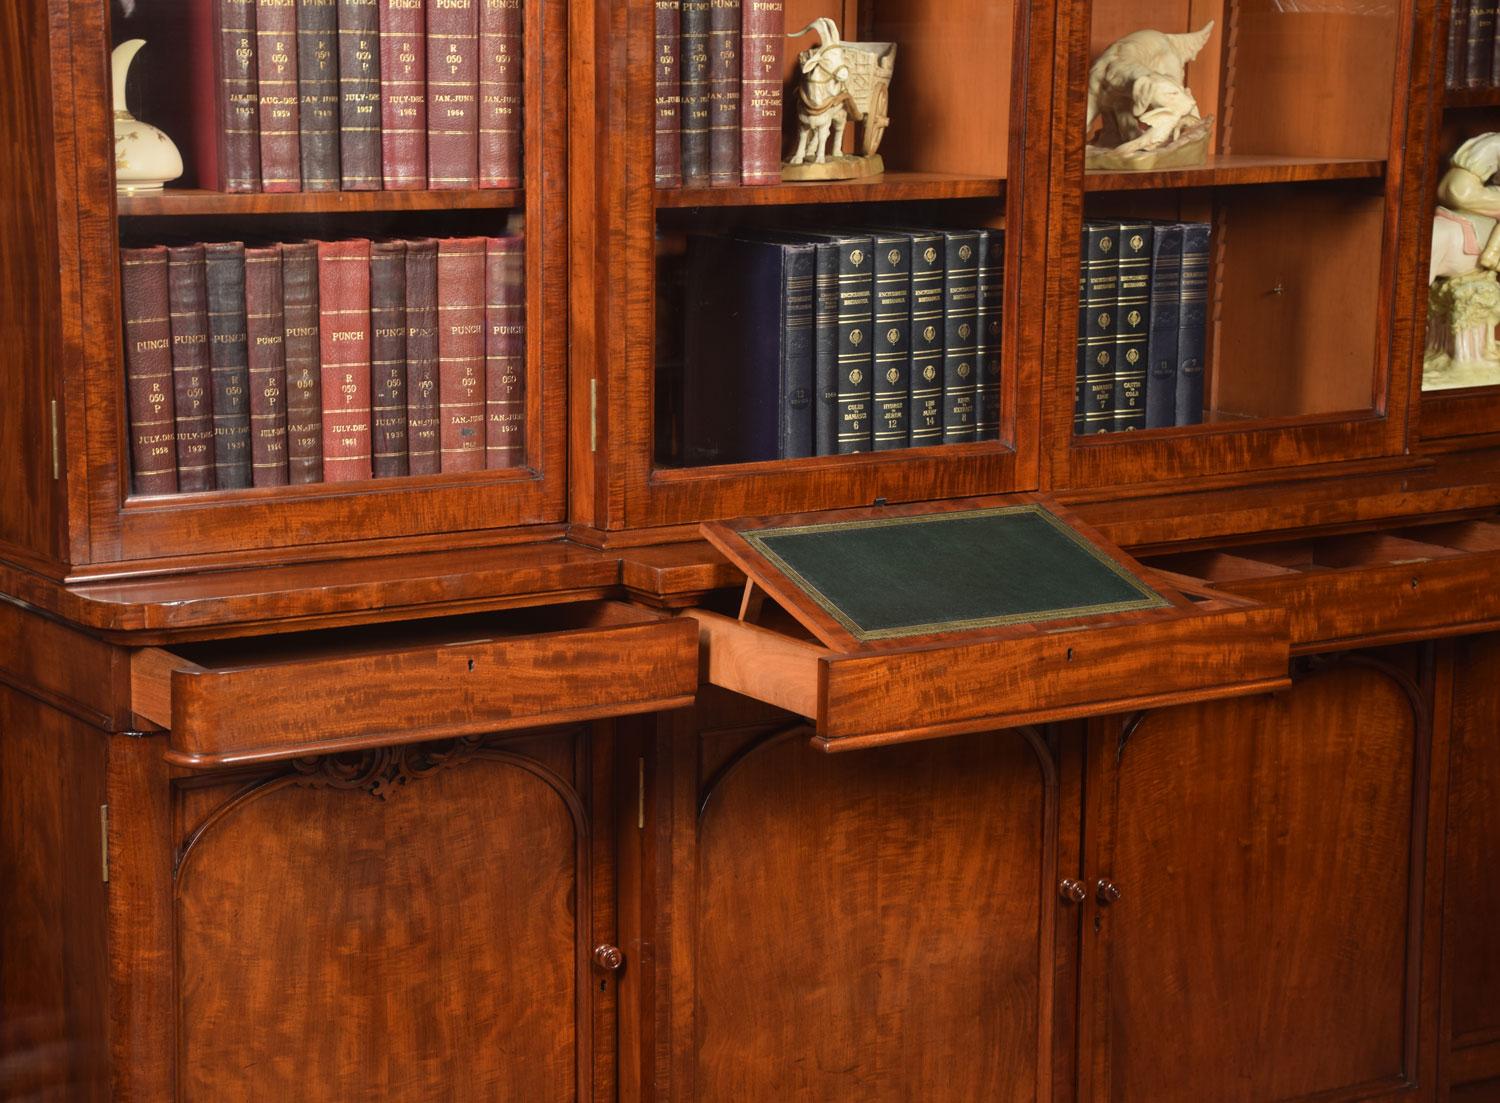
[116,188,523,217]
[653,172,1002,208]
[1081,657,1435,1102]
[1085,155,1387,192]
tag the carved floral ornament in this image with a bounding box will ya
[289,735,492,801]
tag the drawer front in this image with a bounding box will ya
[134,603,699,766]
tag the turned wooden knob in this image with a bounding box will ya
[593,944,625,972]
[1059,879,1088,904]
[1096,879,1122,907]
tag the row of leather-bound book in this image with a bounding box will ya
[120,235,525,496]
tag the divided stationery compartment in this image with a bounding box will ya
[683,494,1291,750]
[130,601,699,767]
[1141,515,1500,650]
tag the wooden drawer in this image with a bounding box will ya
[1142,517,1500,651]
[131,602,699,767]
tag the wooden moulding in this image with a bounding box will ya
[130,601,699,768]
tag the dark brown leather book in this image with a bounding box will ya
[380,0,428,189]
[371,240,410,477]
[485,236,525,468]
[281,242,325,483]
[655,0,682,187]
[217,0,262,191]
[205,242,253,488]
[166,245,217,492]
[1470,0,1498,88]
[479,0,523,188]
[318,239,374,480]
[296,0,341,191]
[427,0,480,188]
[739,0,782,185]
[245,246,290,485]
[437,237,487,471]
[706,0,740,185]
[121,247,179,496]
[679,0,711,185]
[338,0,383,189]
[405,239,442,475]
[256,0,302,191]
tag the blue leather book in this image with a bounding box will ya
[1144,223,1182,430]
[1078,222,1119,434]
[975,229,1003,442]
[940,230,980,443]
[682,234,816,464]
[871,233,911,449]
[904,230,945,447]
[1176,222,1210,426]
[1112,222,1153,431]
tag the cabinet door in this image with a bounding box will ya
[135,727,616,1101]
[1081,657,1437,1103]
[1446,634,1500,1088]
[648,696,1070,1101]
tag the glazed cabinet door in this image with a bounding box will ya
[1077,655,1443,1103]
[110,726,620,1102]
[641,693,1071,1101]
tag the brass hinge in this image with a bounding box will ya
[50,400,60,480]
[637,756,645,830]
[590,379,599,453]
[100,804,109,883]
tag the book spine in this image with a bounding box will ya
[872,235,911,450]
[739,0,782,185]
[205,242,253,487]
[338,0,383,189]
[834,236,873,454]
[166,245,217,492]
[480,0,524,188]
[780,244,816,459]
[257,0,302,191]
[297,0,341,191]
[1469,0,1497,88]
[1175,222,1210,427]
[1143,224,1183,431]
[941,231,979,444]
[1490,0,1500,89]
[1451,0,1472,88]
[371,240,410,476]
[380,0,428,189]
[428,0,481,188]
[907,232,944,447]
[680,0,712,186]
[655,0,682,187]
[281,242,325,483]
[405,239,442,474]
[485,236,527,467]
[1078,223,1118,435]
[975,229,1003,442]
[707,0,741,185]
[318,239,374,481]
[217,0,262,192]
[437,237,488,471]
[245,246,290,486]
[811,241,840,455]
[1112,222,1152,432]
[121,247,179,496]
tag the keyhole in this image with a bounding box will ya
[1066,647,1074,661]
[468,658,475,671]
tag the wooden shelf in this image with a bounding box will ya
[116,188,523,217]
[1445,86,1500,109]
[654,172,1003,209]
[1084,155,1387,192]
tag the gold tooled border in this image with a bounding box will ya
[741,504,1170,642]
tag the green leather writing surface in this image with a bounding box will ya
[742,505,1168,642]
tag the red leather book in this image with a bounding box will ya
[318,239,374,481]
[121,247,179,495]
[379,0,428,189]
[739,0,783,185]
[485,236,525,468]
[297,0,341,191]
[281,243,325,483]
[404,239,441,475]
[338,0,383,190]
[437,237,487,471]
[427,0,480,188]
[371,240,410,477]
[479,0,523,188]
[654,0,682,187]
[166,245,217,492]
[204,242,253,488]
[245,245,290,485]
[256,0,302,190]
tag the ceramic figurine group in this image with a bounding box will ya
[1426,133,1500,390]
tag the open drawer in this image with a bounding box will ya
[132,602,700,767]
[685,495,1291,752]
[1141,515,1500,651]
